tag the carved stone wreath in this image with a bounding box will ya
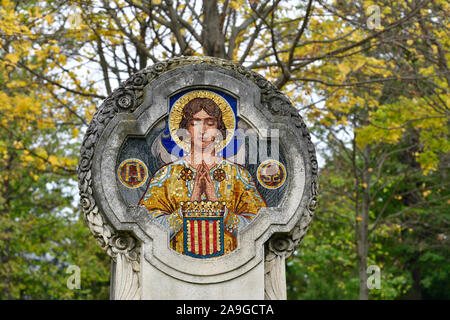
[77,56,318,283]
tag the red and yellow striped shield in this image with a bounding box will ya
[183,217,224,258]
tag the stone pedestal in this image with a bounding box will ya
[78,57,318,300]
[142,258,265,300]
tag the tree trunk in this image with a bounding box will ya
[202,0,227,58]
[357,149,371,300]
[357,215,369,300]
[410,266,423,300]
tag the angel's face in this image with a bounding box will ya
[187,109,219,151]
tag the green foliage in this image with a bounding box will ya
[0,0,109,299]
[287,135,449,300]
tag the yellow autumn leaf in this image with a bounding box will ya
[44,14,53,24]
[422,190,432,197]
[4,53,20,64]
[72,127,80,138]
[22,155,35,162]
[48,155,59,166]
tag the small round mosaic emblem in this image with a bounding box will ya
[257,159,287,189]
[118,158,148,188]
[213,168,226,182]
[179,167,194,181]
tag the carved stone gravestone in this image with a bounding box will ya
[78,57,318,300]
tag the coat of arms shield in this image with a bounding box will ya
[182,201,225,258]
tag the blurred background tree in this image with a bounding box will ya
[0,0,448,299]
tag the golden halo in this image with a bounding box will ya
[168,90,236,153]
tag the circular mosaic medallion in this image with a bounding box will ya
[257,159,287,189]
[118,158,148,188]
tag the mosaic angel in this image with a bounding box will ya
[139,91,266,257]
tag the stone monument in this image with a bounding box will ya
[77,57,318,300]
